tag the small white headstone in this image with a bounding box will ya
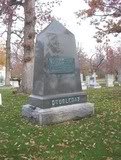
[80,74,87,90]
[86,76,90,87]
[10,81,19,88]
[89,72,101,89]
[80,74,83,83]
[0,93,2,105]
[0,67,5,86]
[106,74,114,87]
[118,70,121,84]
[81,82,87,90]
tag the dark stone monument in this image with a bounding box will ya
[22,20,94,125]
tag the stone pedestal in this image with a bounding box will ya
[22,103,94,125]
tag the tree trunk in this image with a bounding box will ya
[21,0,35,93]
[5,16,12,86]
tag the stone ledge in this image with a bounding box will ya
[22,103,94,125]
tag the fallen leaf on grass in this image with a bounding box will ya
[106,157,113,160]
[57,143,69,148]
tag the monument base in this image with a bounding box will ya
[22,103,94,125]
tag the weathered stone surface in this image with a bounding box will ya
[105,74,114,87]
[22,20,94,125]
[28,92,87,108]
[28,20,86,109]
[22,103,94,125]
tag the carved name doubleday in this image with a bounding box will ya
[51,96,80,107]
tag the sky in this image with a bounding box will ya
[0,0,97,57]
[0,0,120,57]
[51,0,97,57]
[51,0,121,56]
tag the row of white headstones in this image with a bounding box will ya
[0,73,119,106]
[80,73,119,90]
[0,67,19,87]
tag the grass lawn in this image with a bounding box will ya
[0,87,121,160]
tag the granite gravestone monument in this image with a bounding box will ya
[22,20,94,125]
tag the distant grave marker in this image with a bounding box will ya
[0,93,2,106]
[80,74,87,90]
[86,73,101,89]
[106,74,114,87]
[89,73,101,89]
[0,67,5,86]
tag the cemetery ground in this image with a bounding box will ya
[0,87,121,160]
